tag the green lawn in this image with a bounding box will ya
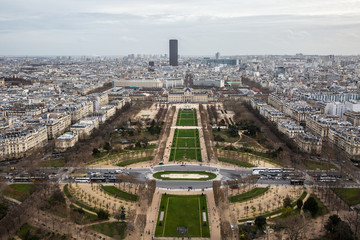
[170,128,201,161]
[153,171,217,181]
[2,184,36,202]
[218,157,255,167]
[175,129,198,138]
[155,194,210,238]
[177,119,197,126]
[89,222,127,239]
[176,109,197,126]
[170,148,201,161]
[304,160,338,170]
[101,186,138,202]
[332,188,360,206]
[116,156,153,166]
[39,158,66,167]
[230,187,269,203]
[173,138,198,148]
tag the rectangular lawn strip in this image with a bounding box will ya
[174,138,197,148]
[2,184,36,202]
[101,186,138,202]
[218,157,255,167]
[88,222,127,239]
[230,187,269,203]
[155,194,210,238]
[177,119,197,126]
[332,188,360,206]
[174,148,200,161]
[177,129,198,138]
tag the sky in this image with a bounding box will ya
[1,0,360,56]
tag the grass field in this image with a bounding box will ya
[153,171,217,181]
[304,160,338,170]
[176,109,197,126]
[2,184,36,202]
[332,188,360,206]
[229,187,269,203]
[155,194,210,238]
[101,186,138,202]
[89,222,127,239]
[38,158,66,167]
[218,157,255,167]
[170,129,202,161]
[175,129,199,138]
[116,156,153,166]
[172,138,198,148]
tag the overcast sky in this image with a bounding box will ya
[1,0,360,56]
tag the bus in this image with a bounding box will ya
[252,168,266,175]
[75,177,90,183]
[13,177,30,182]
[268,168,282,173]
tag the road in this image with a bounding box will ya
[86,164,252,189]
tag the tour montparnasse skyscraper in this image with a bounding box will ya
[169,39,178,66]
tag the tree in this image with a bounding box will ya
[114,206,126,222]
[332,221,353,240]
[303,197,318,217]
[296,199,303,210]
[92,148,100,156]
[283,196,292,208]
[103,142,111,151]
[325,215,354,240]
[276,214,309,240]
[255,216,266,229]
[120,206,126,220]
[96,209,109,220]
[325,214,342,234]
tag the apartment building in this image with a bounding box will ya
[306,114,341,138]
[0,125,48,159]
[343,110,360,127]
[70,122,94,139]
[295,132,322,154]
[328,126,360,157]
[55,132,78,152]
[45,113,71,139]
[277,118,304,138]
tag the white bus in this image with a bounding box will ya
[252,168,266,175]
[268,168,282,173]
[75,177,90,183]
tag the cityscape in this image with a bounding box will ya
[1,1,360,240]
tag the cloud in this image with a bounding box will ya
[0,0,360,55]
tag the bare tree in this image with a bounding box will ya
[275,214,309,240]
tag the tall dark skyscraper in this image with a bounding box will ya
[169,39,178,66]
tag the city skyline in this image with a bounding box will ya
[0,0,360,56]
